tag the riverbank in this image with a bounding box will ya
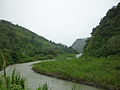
[0,54,57,71]
[0,54,75,71]
[32,56,120,90]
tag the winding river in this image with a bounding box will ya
[0,60,104,90]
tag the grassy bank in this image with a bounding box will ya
[0,54,75,71]
[0,54,56,71]
[33,56,120,90]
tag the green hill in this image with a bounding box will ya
[71,38,86,53]
[0,20,77,69]
[84,3,120,57]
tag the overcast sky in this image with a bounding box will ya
[0,0,119,46]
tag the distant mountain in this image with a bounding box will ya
[0,20,77,69]
[71,38,86,53]
[84,2,120,57]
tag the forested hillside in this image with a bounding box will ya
[71,38,86,53]
[0,20,77,69]
[84,3,120,57]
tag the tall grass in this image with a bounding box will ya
[0,70,50,90]
[0,54,25,90]
[33,56,120,90]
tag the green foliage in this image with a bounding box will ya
[0,69,25,90]
[33,56,120,90]
[0,57,25,90]
[84,3,120,57]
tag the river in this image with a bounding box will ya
[0,60,104,90]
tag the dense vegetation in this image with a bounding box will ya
[84,3,120,57]
[71,38,86,53]
[0,20,77,70]
[33,56,120,90]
